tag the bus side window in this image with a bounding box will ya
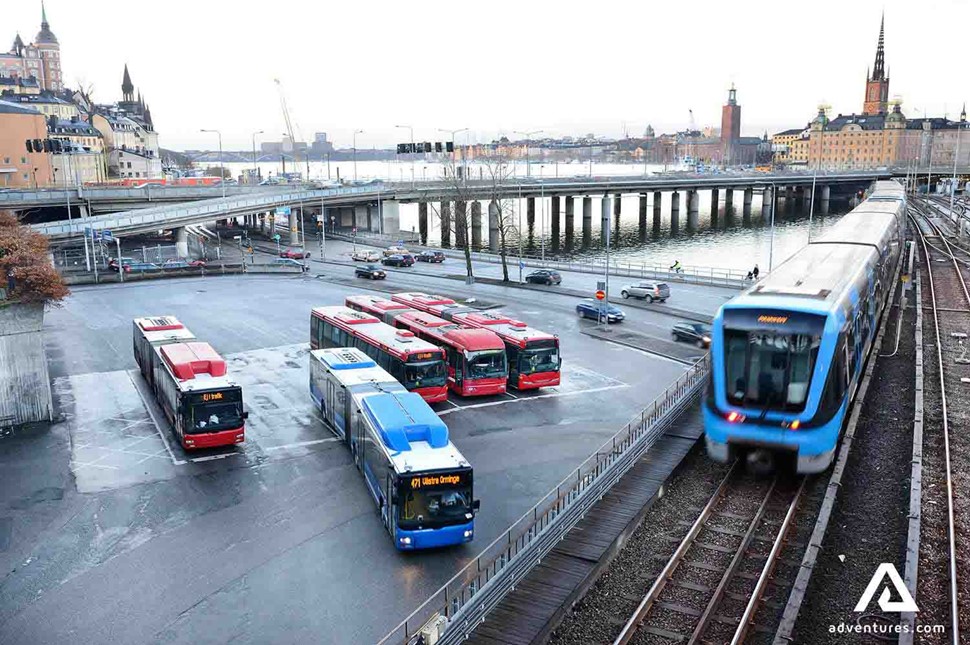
[310,316,318,344]
[378,352,391,371]
[389,357,404,380]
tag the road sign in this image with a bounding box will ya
[273,233,281,241]
[519,260,525,270]
[102,229,113,242]
[276,206,291,216]
[595,290,606,300]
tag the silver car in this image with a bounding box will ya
[620,281,670,302]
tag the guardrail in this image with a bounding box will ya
[378,354,710,645]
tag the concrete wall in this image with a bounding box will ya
[0,303,53,425]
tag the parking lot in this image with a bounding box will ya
[1,269,722,644]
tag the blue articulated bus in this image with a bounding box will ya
[310,347,479,549]
[704,180,906,473]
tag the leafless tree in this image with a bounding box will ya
[478,153,519,282]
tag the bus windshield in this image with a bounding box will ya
[519,342,560,375]
[186,390,244,434]
[403,359,446,389]
[398,474,474,530]
[724,330,821,413]
[465,349,507,379]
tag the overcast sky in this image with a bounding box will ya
[7,0,967,150]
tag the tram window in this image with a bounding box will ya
[378,352,391,371]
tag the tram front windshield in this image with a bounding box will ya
[398,470,474,530]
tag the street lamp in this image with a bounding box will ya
[438,127,468,180]
[353,129,364,181]
[949,119,964,223]
[539,164,546,261]
[251,130,264,183]
[200,129,225,199]
[513,130,542,178]
[395,124,415,187]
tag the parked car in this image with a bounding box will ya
[416,250,446,263]
[125,261,160,273]
[162,260,190,269]
[352,250,382,262]
[107,257,136,272]
[382,254,414,267]
[355,264,386,280]
[525,269,562,285]
[383,245,409,257]
[671,322,711,348]
[271,257,309,272]
[576,300,625,323]
[620,281,670,302]
[280,247,311,259]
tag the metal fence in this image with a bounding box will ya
[378,354,710,645]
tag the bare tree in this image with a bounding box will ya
[478,154,519,282]
[422,159,477,283]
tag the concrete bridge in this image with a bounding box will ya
[0,184,297,213]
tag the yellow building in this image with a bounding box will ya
[771,128,807,164]
[0,99,53,188]
[0,90,78,119]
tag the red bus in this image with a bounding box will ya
[310,306,448,403]
[133,316,196,390]
[345,294,414,325]
[133,317,247,450]
[389,293,562,390]
[390,310,508,397]
[449,311,561,390]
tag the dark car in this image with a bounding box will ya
[525,270,562,285]
[576,300,625,323]
[280,247,311,259]
[382,254,414,267]
[672,322,711,348]
[416,250,446,263]
[355,264,386,280]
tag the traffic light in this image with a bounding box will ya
[51,139,62,153]
[446,141,454,153]
[435,142,442,153]
[33,139,43,152]
[397,143,407,154]
[25,140,33,153]
[42,139,51,152]
[423,142,432,153]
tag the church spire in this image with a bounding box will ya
[41,0,48,27]
[122,64,134,103]
[871,12,886,81]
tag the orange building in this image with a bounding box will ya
[0,99,53,187]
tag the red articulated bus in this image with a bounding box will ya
[132,316,247,450]
[310,306,448,403]
[389,292,562,390]
[390,310,508,397]
[345,294,413,325]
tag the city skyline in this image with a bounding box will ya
[4,0,968,151]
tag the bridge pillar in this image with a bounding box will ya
[582,196,592,244]
[488,200,500,252]
[795,187,807,214]
[564,196,575,247]
[710,188,719,218]
[418,202,429,245]
[600,194,611,244]
[820,185,831,215]
[743,187,753,225]
[638,194,647,232]
[440,202,452,247]
[762,186,774,221]
[455,201,467,248]
[784,186,794,211]
[471,201,483,249]
[290,207,300,245]
[269,213,277,238]
[527,197,536,229]
[687,190,699,230]
[354,205,368,232]
[670,191,680,235]
[381,201,400,235]
[614,193,622,218]
[551,195,560,250]
[724,188,734,214]
[175,227,189,259]
[653,191,662,232]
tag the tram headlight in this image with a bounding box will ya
[399,536,412,546]
[464,530,473,539]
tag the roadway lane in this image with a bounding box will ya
[1,272,689,644]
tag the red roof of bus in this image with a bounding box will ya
[160,342,227,380]
[311,306,445,360]
[345,295,412,317]
[390,292,458,312]
[451,311,557,348]
[394,311,505,352]
[135,316,185,332]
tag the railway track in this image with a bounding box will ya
[909,200,964,641]
[612,463,806,645]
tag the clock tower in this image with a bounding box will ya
[863,14,890,116]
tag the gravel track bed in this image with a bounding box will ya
[790,282,917,643]
[548,445,729,645]
[921,238,970,640]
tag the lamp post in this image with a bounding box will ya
[808,119,824,243]
[200,129,225,199]
[250,130,263,182]
[949,121,963,224]
[513,130,542,178]
[539,164,546,261]
[353,129,364,181]
[395,124,415,187]
[438,127,468,180]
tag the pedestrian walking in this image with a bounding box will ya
[752,264,760,279]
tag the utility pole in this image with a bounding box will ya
[251,130,264,182]
[395,125,415,188]
[513,130,542,178]
[353,129,364,182]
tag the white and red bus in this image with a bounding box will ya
[389,310,508,397]
[388,293,562,390]
[310,306,448,403]
[133,316,196,390]
[345,294,413,325]
[133,317,247,450]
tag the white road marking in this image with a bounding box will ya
[71,461,120,471]
[437,383,629,416]
[187,452,242,463]
[126,370,186,466]
[263,437,341,451]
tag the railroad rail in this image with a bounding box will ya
[612,464,806,645]
[908,200,963,641]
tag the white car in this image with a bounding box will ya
[352,250,381,262]
[383,246,409,257]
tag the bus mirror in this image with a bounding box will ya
[472,499,481,511]
[242,411,250,420]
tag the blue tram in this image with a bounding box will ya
[704,181,906,473]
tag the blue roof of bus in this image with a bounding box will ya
[315,347,377,370]
[362,392,448,453]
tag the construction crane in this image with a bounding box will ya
[273,78,309,180]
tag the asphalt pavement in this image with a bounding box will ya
[0,263,736,643]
